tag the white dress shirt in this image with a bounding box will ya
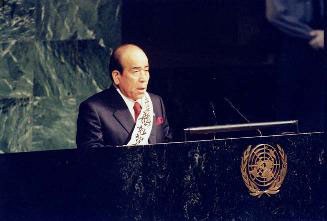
[116,88,145,120]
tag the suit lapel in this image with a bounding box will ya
[108,86,135,134]
[113,108,135,134]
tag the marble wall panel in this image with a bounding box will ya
[0,97,32,153]
[92,0,121,47]
[37,0,122,45]
[1,0,122,44]
[0,40,33,98]
[31,39,110,150]
[32,39,110,99]
[0,39,113,152]
[32,96,77,150]
[0,0,121,152]
[75,39,110,104]
[32,40,78,97]
[0,0,36,43]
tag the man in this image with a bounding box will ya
[76,44,172,149]
[266,0,325,132]
[266,0,324,48]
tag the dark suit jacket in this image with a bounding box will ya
[76,86,172,149]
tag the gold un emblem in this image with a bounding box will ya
[241,144,287,197]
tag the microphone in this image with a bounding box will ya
[223,97,263,136]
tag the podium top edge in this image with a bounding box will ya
[184,120,298,133]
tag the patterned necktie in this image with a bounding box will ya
[133,102,142,121]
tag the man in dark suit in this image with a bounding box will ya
[76,44,172,149]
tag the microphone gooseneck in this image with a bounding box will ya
[223,97,263,136]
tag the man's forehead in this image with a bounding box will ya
[120,49,148,65]
[121,48,146,58]
[117,45,144,56]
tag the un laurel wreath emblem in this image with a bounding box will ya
[241,144,287,197]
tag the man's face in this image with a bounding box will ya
[113,47,150,101]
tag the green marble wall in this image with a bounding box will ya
[0,0,121,152]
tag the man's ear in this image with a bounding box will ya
[112,70,120,85]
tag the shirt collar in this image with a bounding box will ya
[116,87,144,118]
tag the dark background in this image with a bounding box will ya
[122,0,283,140]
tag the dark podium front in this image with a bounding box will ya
[0,133,326,220]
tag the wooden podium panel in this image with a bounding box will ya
[0,132,325,220]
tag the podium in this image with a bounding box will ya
[0,132,326,220]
